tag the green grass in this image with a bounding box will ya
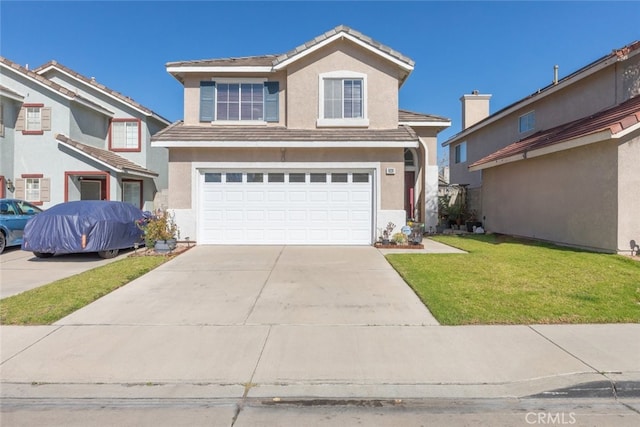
[0,256,168,325]
[386,234,640,325]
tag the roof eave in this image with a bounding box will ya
[468,129,614,172]
[0,87,25,102]
[152,140,419,149]
[400,120,452,129]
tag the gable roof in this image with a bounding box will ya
[399,109,451,128]
[34,60,170,125]
[469,95,640,171]
[151,121,420,148]
[56,134,158,178]
[444,40,640,146]
[0,56,114,116]
[167,25,414,86]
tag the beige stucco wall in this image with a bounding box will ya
[167,147,404,210]
[182,71,287,126]
[482,140,619,252]
[617,133,640,253]
[450,52,640,189]
[286,40,400,129]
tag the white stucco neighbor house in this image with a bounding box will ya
[152,25,451,245]
[0,57,170,210]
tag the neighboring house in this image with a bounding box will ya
[0,58,170,210]
[443,41,640,253]
[152,25,450,245]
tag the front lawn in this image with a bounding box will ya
[0,256,169,325]
[386,234,640,325]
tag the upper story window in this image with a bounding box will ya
[454,142,467,164]
[110,118,141,151]
[16,104,51,135]
[317,71,369,127]
[519,111,535,133]
[200,80,279,123]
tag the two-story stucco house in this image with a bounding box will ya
[0,57,170,210]
[152,25,450,245]
[443,41,640,254]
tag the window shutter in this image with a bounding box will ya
[41,107,52,131]
[199,81,215,122]
[264,82,279,122]
[15,178,25,199]
[40,178,51,202]
[16,107,25,131]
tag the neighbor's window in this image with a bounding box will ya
[454,142,467,164]
[122,180,142,209]
[25,178,41,202]
[519,111,535,133]
[26,106,42,131]
[110,119,141,151]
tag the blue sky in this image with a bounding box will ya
[2,1,639,162]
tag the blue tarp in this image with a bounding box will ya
[22,200,145,255]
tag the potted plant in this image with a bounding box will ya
[380,221,396,245]
[136,208,180,253]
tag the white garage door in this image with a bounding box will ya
[199,170,373,244]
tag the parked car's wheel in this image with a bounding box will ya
[0,232,6,254]
[98,249,119,259]
[33,252,54,258]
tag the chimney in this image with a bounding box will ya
[460,90,491,130]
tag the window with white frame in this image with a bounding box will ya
[110,119,140,151]
[25,178,40,202]
[122,180,142,208]
[217,83,264,121]
[26,106,42,131]
[519,111,535,133]
[199,80,279,123]
[454,142,467,164]
[318,71,368,127]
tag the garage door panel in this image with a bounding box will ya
[200,170,372,245]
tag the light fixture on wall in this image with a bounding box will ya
[6,179,15,193]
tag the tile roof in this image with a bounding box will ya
[1,56,114,115]
[152,122,419,143]
[56,134,158,177]
[34,60,170,124]
[166,55,279,68]
[471,95,640,169]
[399,109,450,123]
[166,25,414,70]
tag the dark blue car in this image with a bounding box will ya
[22,200,146,259]
[0,198,43,254]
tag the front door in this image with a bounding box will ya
[404,171,415,220]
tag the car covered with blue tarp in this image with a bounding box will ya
[22,200,147,259]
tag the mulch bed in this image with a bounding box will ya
[374,243,424,249]
[128,243,194,257]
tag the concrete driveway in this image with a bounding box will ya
[0,246,130,299]
[56,245,438,326]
